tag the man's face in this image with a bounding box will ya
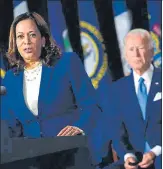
[125,34,153,74]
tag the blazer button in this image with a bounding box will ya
[80,108,83,111]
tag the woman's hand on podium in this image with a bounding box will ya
[57,125,84,136]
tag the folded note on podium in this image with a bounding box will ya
[1,120,94,169]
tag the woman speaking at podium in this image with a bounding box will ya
[1,12,101,140]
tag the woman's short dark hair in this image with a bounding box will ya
[7,12,61,73]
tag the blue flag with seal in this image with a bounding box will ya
[62,1,112,104]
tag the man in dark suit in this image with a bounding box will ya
[109,29,162,169]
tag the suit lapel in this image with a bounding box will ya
[12,66,53,124]
[146,69,160,121]
[15,70,37,122]
[128,74,146,123]
[18,70,25,106]
[16,66,54,117]
[38,65,53,114]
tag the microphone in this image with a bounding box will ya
[0,86,6,95]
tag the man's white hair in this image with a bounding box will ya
[124,28,154,50]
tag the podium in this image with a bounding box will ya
[1,120,95,169]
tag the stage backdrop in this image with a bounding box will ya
[47,1,161,77]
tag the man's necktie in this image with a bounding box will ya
[137,77,150,152]
[137,77,147,120]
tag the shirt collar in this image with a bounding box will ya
[133,64,154,83]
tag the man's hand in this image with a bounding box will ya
[138,151,155,168]
[124,157,138,169]
[57,125,84,136]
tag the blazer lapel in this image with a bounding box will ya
[18,71,25,104]
[128,74,146,123]
[15,71,37,123]
[38,65,53,115]
[16,66,54,120]
[146,69,161,122]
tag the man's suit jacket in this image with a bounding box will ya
[1,52,101,138]
[112,68,161,169]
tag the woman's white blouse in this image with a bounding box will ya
[23,64,42,116]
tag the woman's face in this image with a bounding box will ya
[15,19,45,64]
